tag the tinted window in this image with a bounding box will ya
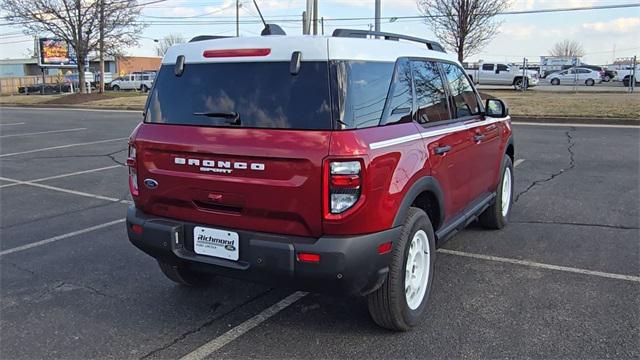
[441,63,481,118]
[381,59,413,125]
[146,62,332,130]
[578,69,590,74]
[411,60,450,124]
[497,64,509,72]
[482,63,494,71]
[334,61,395,128]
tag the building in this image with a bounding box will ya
[0,56,161,78]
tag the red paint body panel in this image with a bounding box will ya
[130,118,512,238]
[132,124,330,237]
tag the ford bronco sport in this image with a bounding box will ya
[126,29,514,331]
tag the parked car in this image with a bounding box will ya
[615,66,639,87]
[561,64,616,82]
[125,29,514,331]
[548,67,603,86]
[110,72,155,92]
[18,83,71,94]
[466,62,539,89]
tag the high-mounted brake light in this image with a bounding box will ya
[325,160,362,216]
[127,144,139,197]
[203,48,271,58]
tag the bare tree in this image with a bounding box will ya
[155,33,186,56]
[549,39,585,57]
[417,0,511,62]
[1,0,146,93]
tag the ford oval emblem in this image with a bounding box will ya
[225,245,236,251]
[143,178,158,189]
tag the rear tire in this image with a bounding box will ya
[367,207,435,331]
[479,155,514,229]
[141,85,149,93]
[551,78,560,85]
[158,261,210,287]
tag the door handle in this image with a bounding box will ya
[434,145,452,155]
[473,134,485,142]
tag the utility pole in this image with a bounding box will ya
[374,0,381,33]
[236,0,240,37]
[305,0,313,35]
[99,0,105,93]
[321,17,324,35]
[312,0,318,35]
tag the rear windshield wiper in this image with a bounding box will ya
[193,111,241,125]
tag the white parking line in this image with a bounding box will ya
[0,127,86,138]
[0,137,127,158]
[0,122,26,126]
[514,159,525,167]
[513,122,639,129]
[180,291,308,360]
[0,219,125,257]
[0,165,122,189]
[438,249,640,283]
[0,176,132,204]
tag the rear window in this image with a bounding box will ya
[145,62,332,130]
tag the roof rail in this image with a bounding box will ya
[331,29,445,53]
[189,35,232,43]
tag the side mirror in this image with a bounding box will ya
[485,98,509,118]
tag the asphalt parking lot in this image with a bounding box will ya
[0,108,638,359]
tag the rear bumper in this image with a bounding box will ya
[126,206,400,296]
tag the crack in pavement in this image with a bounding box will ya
[4,261,37,277]
[139,288,274,360]
[511,220,639,230]
[4,148,128,167]
[515,127,576,203]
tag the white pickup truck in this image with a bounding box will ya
[466,63,539,89]
[110,72,156,92]
[615,66,639,87]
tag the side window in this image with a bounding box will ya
[482,63,494,71]
[381,59,414,125]
[411,60,450,124]
[578,69,590,74]
[441,62,481,119]
[497,64,509,72]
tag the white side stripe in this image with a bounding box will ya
[368,118,507,150]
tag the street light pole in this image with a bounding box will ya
[236,0,240,37]
[99,0,105,93]
[374,0,381,33]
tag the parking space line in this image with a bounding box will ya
[0,165,122,189]
[0,106,140,114]
[438,249,640,283]
[514,159,525,167]
[0,122,26,126]
[0,127,87,138]
[180,291,308,360]
[0,176,132,204]
[0,137,127,158]
[0,219,125,257]
[513,122,640,129]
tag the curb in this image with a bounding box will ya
[1,104,638,126]
[511,116,639,126]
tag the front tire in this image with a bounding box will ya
[585,79,595,86]
[158,261,210,287]
[367,207,435,331]
[479,155,514,229]
[112,85,120,92]
[551,78,560,85]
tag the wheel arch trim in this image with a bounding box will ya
[392,176,445,229]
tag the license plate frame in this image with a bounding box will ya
[193,226,239,261]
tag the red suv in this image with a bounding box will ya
[126,29,514,331]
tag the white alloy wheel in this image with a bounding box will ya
[405,230,430,310]
[501,167,512,217]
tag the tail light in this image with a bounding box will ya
[127,144,139,197]
[324,160,362,217]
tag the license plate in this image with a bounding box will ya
[193,226,239,261]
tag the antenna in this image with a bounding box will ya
[252,0,286,35]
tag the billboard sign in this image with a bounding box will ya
[38,38,77,67]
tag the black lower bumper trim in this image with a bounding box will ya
[126,206,401,296]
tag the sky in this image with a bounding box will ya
[1,0,639,65]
